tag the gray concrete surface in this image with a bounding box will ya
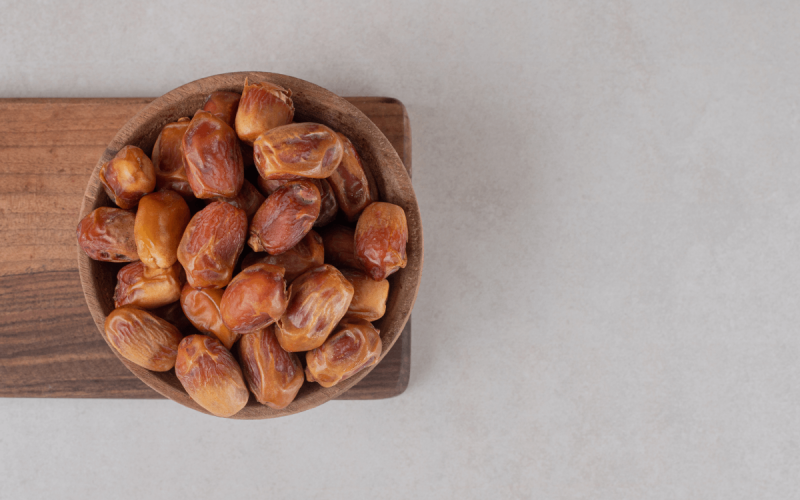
[2,1,800,498]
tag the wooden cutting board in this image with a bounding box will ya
[0,96,411,400]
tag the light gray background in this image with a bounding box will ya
[2,1,799,498]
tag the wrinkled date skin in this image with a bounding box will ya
[249,180,320,255]
[114,261,184,309]
[77,207,139,262]
[175,335,249,418]
[180,285,239,349]
[328,133,377,221]
[275,264,354,352]
[241,230,324,283]
[235,80,294,145]
[238,325,304,409]
[100,145,156,209]
[355,202,408,281]
[314,178,338,227]
[182,110,244,199]
[134,190,191,269]
[151,118,193,198]
[104,306,183,371]
[177,201,248,288]
[256,175,300,196]
[202,91,241,128]
[253,122,343,180]
[211,179,264,221]
[305,318,382,388]
[320,225,362,270]
[152,300,198,336]
[220,263,288,335]
[340,268,390,321]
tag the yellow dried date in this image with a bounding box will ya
[202,91,241,128]
[114,261,183,309]
[177,200,248,288]
[152,118,193,198]
[180,285,239,350]
[99,145,156,209]
[77,207,138,263]
[220,263,288,335]
[235,79,294,145]
[238,325,303,409]
[253,122,343,180]
[354,202,408,281]
[104,306,183,372]
[275,264,354,352]
[175,334,249,418]
[182,110,244,199]
[248,180,320,255]
[340,268,389,321]
[305,318,382,388]
[134,190,191,269]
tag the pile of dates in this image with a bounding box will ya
[77,79,408,418]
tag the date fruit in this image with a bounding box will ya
[77,207,138,262]
[253,122,343,180]
[355,202,408,281]
[319,224,362,270]
[211,179,265,221]
[182,110,244,199]
[152,118,193,198]
[328,133,377,220]
[305,319,382,388]
[114,261,183,309]
[175,335,249,418]
[99,145,156,209]
[180,285,239,349]
[241,230,324,283]
[104,306,183,372]
[340,268,389,321]
[177,201,248,288]
[238,326,303,409]
[134,190,191,269]
[202,91,241,128]
[314,178,338,227]
[235,79,294,144]
[275,264,354,352]
[248,180,320,255]
[220,263,288,334]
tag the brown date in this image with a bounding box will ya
[151,118,193,198]
[241,230,324,283]
[152,300,198,335]
[104,306,183,372]
[355,202,408,281]
[328,133,377,221]
[175,335,249,418]
[182,110,244,199]
[177,201,247,288]
[114,261,183,309]
[253,122,343,180]
[256,175,299,196]
[238,325,303,409]
[220,263,288,335]
[248,180,320,255]
[99,145,156,209]
[77,207,138,263]
[275,264,354,352]
[211,179,264,221]
[319,224,362,270]
[235,79,294,145]
[134,190,191,269]
[305,318,382,388]
[202,91,241,128]
[314,178,338,227]
[180,285,239,349]
[340,268,389,321]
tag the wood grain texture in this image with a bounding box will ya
[0,92,413,403]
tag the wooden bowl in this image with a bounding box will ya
[77,72,423,419]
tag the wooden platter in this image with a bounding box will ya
[0,96,411,401]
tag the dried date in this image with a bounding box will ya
[104,306,183,371]
[202,91,241,128]
[220,263,288,334]
[134,190,191,269]
[248,180,320,255]
[235,79,294,145]
[328,133,377,220]
[340,268,389,321]
[99,145,156,209]
[182,110,244,199]
[238,325,303,409]
[241,230,324,283]
[77,207,138,263]
[114,261,183,309]
[354,202,408,281]
[152,118,194,198]
[180,285,239,349]
[305,318,381,388]
[253,122,343,180]
[319,224,362,270]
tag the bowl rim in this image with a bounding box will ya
[77,71,424,419]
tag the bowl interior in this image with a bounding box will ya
[77,71,423,419]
